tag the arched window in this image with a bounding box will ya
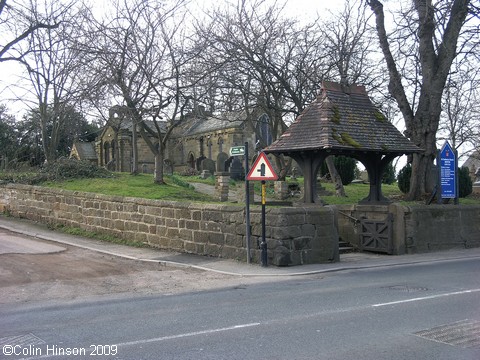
[256,114,273,146]
[207,138,213,159]
[104,142,110,164]
[218,137,224,153]
[188,153,195,169]
[111,140,116,160]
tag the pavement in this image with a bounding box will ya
[1,215,480,277]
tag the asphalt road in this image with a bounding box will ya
[1,257,479,360]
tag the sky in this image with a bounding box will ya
[0,0,346,118]
[2,0,473,165]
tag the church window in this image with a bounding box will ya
[256,114,273,146]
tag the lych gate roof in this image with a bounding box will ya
[266,81,419,155]
[265,81,421,204]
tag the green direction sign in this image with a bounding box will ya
[230,146,245,156]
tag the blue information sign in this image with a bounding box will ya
[439,141,457,199]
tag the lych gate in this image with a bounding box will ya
[265,81,420,204]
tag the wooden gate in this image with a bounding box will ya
[359,214,394,254]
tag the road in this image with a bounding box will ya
[1,257,479,360]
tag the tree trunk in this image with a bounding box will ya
[131,121,138,175]
[326,156,346,197]
[406,104,440,200]
[154,149,164,184]
[367,0,470,200]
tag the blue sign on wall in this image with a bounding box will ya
[439,141,457,199]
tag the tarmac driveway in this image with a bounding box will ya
[0,229,265,305]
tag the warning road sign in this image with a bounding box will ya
[246,152,278,181]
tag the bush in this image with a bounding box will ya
[0,159,113,185]
[459,166,473,198]
[382,162,396,184]
[39,158,113,181]
[397,163,411,194]
[320,156,357,185]
[397,164,472,198]
[179,167,199,176]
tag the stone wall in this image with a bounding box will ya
[0,184,338,266]
[405,205,480,253]
[336,204,480,254]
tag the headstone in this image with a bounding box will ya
[163,160,174,175]
[196,156,206,171]
[291,166,298,180]
[201,158,216,175]
[216,152,229,172]
[200,170,211,179]
[229,157,244,181]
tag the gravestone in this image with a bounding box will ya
[229,157,244,181]
[216,152,229,172]
[200,170,211,179]
[163,160,174,175]
[201,158,216,175]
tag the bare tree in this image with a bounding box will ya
[81,0,193,183]
[438,59,480,161]
[13,0,85,163]
[367,0,474,200]
[0,0,61,63]
[196,0,329,179]
[321,0,386,196]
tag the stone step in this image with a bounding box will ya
[339,240,357,254]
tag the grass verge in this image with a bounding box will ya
[54,225,150,248]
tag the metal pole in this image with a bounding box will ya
[437,150,442,204]
[245,142,251,264]
[260,180,267,267]
[454,149,459,205]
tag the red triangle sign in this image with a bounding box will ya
[246,152,278,181]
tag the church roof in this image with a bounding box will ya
[181,113,245,136]
[266,81,420,155]
[72,140,97,160]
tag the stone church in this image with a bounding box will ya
[71,105,273,176]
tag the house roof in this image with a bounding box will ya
[462,150,480,170]
[266,81,420,155]
[72,141,97,160]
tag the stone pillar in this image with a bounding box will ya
[274,181,289,200]
[215,172,230,202]
[237,182,254,204]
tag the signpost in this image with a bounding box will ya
[247,152,278,267]
[438,141,458,204]
[230,146,245,157]
[246,152,278,181]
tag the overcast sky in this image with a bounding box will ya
[0,0,348,117]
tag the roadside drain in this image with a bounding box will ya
[414,319,480,348]
[384,285,429,293]
[0,333,46,347]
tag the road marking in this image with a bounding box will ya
[116,322,261,347]
[372,288,480,307]
[16,323,261,359]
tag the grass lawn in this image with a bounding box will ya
[42,173,217,202]
[40,173,480,206]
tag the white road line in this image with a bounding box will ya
[116,322,261,347]
[17,323,261,360]
[372,288,480,307]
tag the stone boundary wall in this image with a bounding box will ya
[406,205,480,253]
[0,184,338,266]
[336,204,480,254]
